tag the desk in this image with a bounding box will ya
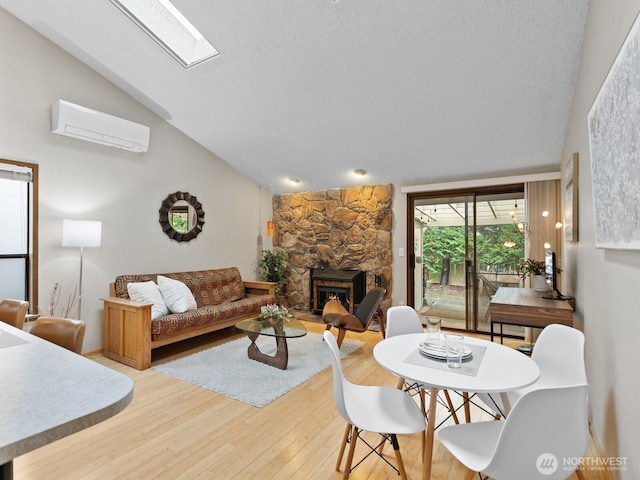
[374,333,539,480]
[490,287,574,342]
[0,323,133,479]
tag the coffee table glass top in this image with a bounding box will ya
[235,316,307,338]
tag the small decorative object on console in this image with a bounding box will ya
[517,258,550,292]
[517,258,545,278]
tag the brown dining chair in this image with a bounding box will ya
[323,287,386,347]
[30,317,86,354]
[0,298,30,329]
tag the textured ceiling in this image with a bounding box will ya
[0,1,589,193]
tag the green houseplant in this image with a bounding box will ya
[517,258,549,291]
[517,258,545,278]
[258,250,290,295]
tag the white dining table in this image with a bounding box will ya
[373,333,539,480]
[0,322,134,480]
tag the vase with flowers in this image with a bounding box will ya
[517,258,550,291]
[259,304,292,328]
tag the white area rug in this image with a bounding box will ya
[154,332,364,408]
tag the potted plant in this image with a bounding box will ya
[258,304,292,327]
[517,258,550,291]
[258,250,290,299]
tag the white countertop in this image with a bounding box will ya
[0,322,134,465]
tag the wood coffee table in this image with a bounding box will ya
[235,316,307,370]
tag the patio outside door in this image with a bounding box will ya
[408,188,525,333]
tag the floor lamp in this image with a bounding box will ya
[62,219,102,320]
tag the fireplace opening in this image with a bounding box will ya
[310,268,365,315]
[316,286,350,311]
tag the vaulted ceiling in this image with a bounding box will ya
[0,1,589,193]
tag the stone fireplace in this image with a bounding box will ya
[271,184,393,314]
[310,268,365,314]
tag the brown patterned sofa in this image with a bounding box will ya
[102,267,275,370]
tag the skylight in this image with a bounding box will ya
[110,0,219,69]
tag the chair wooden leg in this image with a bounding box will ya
[336,328,347,348]
[464,468,477,480]
[444,390,460,424]
[343,427,360,480]
[390,434,408,480]
[395,377,406,390]
[378,434,388,455]
[463,391,471,423]
[336,423,352,471]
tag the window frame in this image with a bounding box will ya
[0,158,38,314]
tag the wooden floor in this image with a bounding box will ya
[14,321,610,480]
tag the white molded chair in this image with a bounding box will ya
[477,323,586,418]
[438,384,590,480]
[385,305,425,339]
[323,330,426,479]
[386,306,464,424]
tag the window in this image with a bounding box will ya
[0,160,38,313]
[110,0,219,68]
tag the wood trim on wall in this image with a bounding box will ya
[401,171,560,194]
[0,158,38,314]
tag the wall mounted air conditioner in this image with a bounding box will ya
[51,100,150,153]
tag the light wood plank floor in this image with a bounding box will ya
[14,321,610,479]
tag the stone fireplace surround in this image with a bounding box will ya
[271,184,393,315]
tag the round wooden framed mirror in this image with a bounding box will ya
[159,191,205,242]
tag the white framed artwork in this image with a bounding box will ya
[588,11,640,250]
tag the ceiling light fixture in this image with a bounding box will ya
[110,0,219,69]
[504,210,563,249]
[354,169,367,176]
[287,177,300,184]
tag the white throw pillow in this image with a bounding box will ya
[157,275,197,313]
[127,281,169,319]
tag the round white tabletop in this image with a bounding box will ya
[375,333,539,480]
[374,333,539,394]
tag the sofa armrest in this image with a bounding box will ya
[243,280,276,297]
[102,297,152,370]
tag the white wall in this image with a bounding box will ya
[0,9,272,352]
[562,1,640,477]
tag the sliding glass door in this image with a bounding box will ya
[408,186,525,333]
[411,195,475,330]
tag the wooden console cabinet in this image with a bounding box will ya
[102,297,153,370]
[489,287,574,343]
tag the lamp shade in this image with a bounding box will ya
[62,219,102,248]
